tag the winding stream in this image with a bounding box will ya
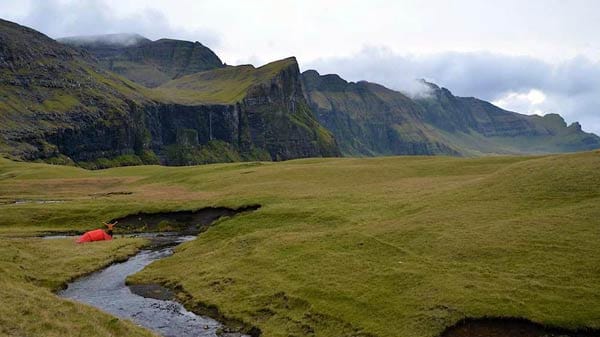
[59,234,247,337]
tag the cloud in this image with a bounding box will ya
[493,89,547,115]
[3,0,220,47]
[306,47,600,134]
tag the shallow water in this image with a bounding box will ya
[59,235,245,337]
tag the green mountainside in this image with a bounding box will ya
[301,70,458,155]
[156,57,299,104]
[302,70,600,156]
[0,18,598,168]
[59,34,225,87]
[0,19,339,167]
[0,19,151,163]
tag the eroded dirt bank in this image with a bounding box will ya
[110,205,260,233]
[58,205,261,337]
[441,317,600,337]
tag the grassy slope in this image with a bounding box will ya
[0,237,152,337]
[153,57,298,105]
[0,152,599,337]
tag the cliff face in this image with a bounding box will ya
[0,19,149,164]
[237,60,340,160]
[302,70,600,156]
[301,70,459,156]
[0,20,339,168]
[1,19,598,166]
[59,34,225,88]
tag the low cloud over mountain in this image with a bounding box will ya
[307,47,600,134]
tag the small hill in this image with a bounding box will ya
[59,34,225,87]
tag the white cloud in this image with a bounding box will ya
[493,89,547,115]
[1,0,221,48]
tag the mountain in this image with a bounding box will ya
[301,70,458,155]
[0,19,339,168]
[1,18,597,169]
[150,58,340,162]
[59,34,225,88]
[302,70,600,156]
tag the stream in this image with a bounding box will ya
[59,234,248,337]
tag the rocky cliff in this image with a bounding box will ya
[1,18,598,167]
[0,19,339,168]
[301,70,459,155]
[302,70,600,156]
[59,34,225,88]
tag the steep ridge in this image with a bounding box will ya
[415,81,600,154]
[302,70,460,156]
[302,70,600,156]
[1,18,598,166]
[0,19,151,164]
[150,58,340,163]
[59,34,225,87]
[0,19,339,167]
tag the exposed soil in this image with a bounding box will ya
[89,191,133,198]
[441,318,600,337]
[128,283,175,301]
[129,282,261,337]
[57,205,262,337]
[110,205,260,234]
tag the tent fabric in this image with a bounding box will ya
[77,229,112,243]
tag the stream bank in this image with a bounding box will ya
[58,206,260,337]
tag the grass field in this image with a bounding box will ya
[0,237,151,337]
[1,152,599,337]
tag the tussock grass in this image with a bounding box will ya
[0,152,599,337]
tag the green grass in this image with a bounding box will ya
[0,152,599,337]
[0,236,153,337]
[154,57,298,104]
[40,94,80,112]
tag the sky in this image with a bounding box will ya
[2,0,599,134]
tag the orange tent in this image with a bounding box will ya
[77,229,112,243]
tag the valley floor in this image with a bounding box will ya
[0,152,599,337]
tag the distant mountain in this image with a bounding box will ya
[0,19,339,168]
[302,70,600,156]
[1,18,597,169]
[151,57,340,161]
[59,34,225,88]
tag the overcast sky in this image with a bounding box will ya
[2,0,599,134]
